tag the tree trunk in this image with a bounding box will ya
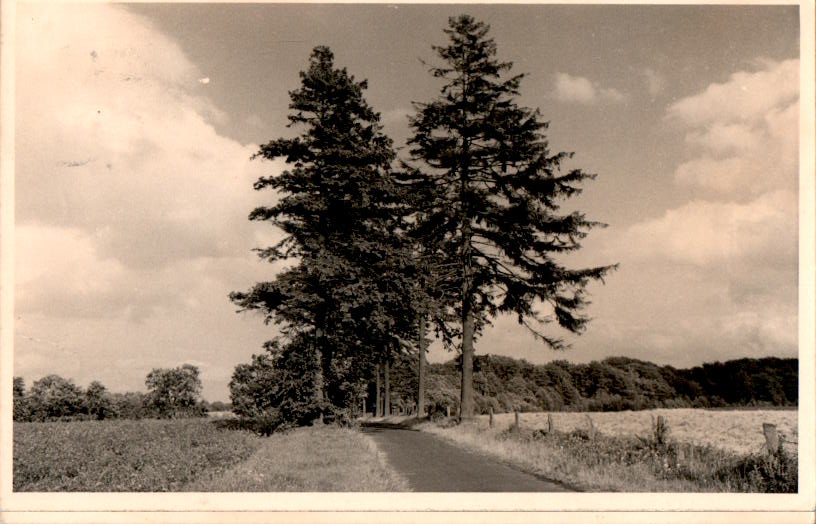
[417,315,427,417]
[460,307,475,419]
[375,363,382,417]
[314,326,325,403]
[384,359,391,416]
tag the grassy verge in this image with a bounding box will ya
[13,418,262,491]
[417,419,796,492]
[187,424,410,491]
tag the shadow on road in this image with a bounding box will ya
[361,417,427,431]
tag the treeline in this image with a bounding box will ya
[379,354,797,414]
[12,364,220,422]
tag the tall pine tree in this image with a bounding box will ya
[406,16,615,419]
[231,46,411,416]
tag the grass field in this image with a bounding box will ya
[481,408,798,456]
[416,408,798,492]
[14,418,407,492]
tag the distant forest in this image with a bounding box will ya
[376,355,797,415]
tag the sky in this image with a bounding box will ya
[10,3,803,402]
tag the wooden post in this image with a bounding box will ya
[417,314,427,418]
[585,414,596,440]
[547,413,554,433]
[375,363,382,417]
[514,411,520,433]
[656,415,666,444]
[489,407,494,428]
[384,360,391,416]
[763,423,779,456]
[446,405,450,418]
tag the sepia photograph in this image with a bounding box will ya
[1,1,814,522]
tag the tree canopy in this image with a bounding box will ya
[230,46,416,420]
[404,15,616,418]
[145,364,204,418]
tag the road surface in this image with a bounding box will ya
[361,422,573,492]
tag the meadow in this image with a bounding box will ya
[13,418,406,492]
[417,408,798,492]
[478,408,798,456]
[13,418,262,491]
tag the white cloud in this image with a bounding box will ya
[553,72,626,104]
[666,59,798,127]
[620,190,796,269]
[673,99,797,196]
[14,4,286,398]
[16,4,285,271]
[595,57,800,363]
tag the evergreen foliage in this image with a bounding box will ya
[404,15,615,417]
[230,46,416,422]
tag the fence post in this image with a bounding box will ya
[763,423,779,456]
[585,414,596,440]
[656,415,666,444]
[547,413,554,433]
[489,407,494,428]
[446,405,450,418]
[514,411,520,433]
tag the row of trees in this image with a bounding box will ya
[13,364,207,422]
[230,15,613,426]
[379,355,798,415]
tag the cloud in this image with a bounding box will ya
[16,4,285,271]
[670,62,798,197]
[553,72,626,104]
[595,57,800,363]
[666,59,798,127]
[620,191,796,268]
[14,4,286,398]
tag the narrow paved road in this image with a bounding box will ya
[361,423,572,492]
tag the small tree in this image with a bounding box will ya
[407,15,615,418]
[229,352,279,419]
[13,376,30,422]
[84,380,113,420]
[110,391,148,420]
[145,364,204,418]
[28,375,84,420]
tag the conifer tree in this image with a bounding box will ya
[231,46,412,416]
[406,16,615,419]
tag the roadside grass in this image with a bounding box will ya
[418,419,797,493]
[186,425,410,491]
[13,418,262,491]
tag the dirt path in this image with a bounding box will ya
[361,422,572,492]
